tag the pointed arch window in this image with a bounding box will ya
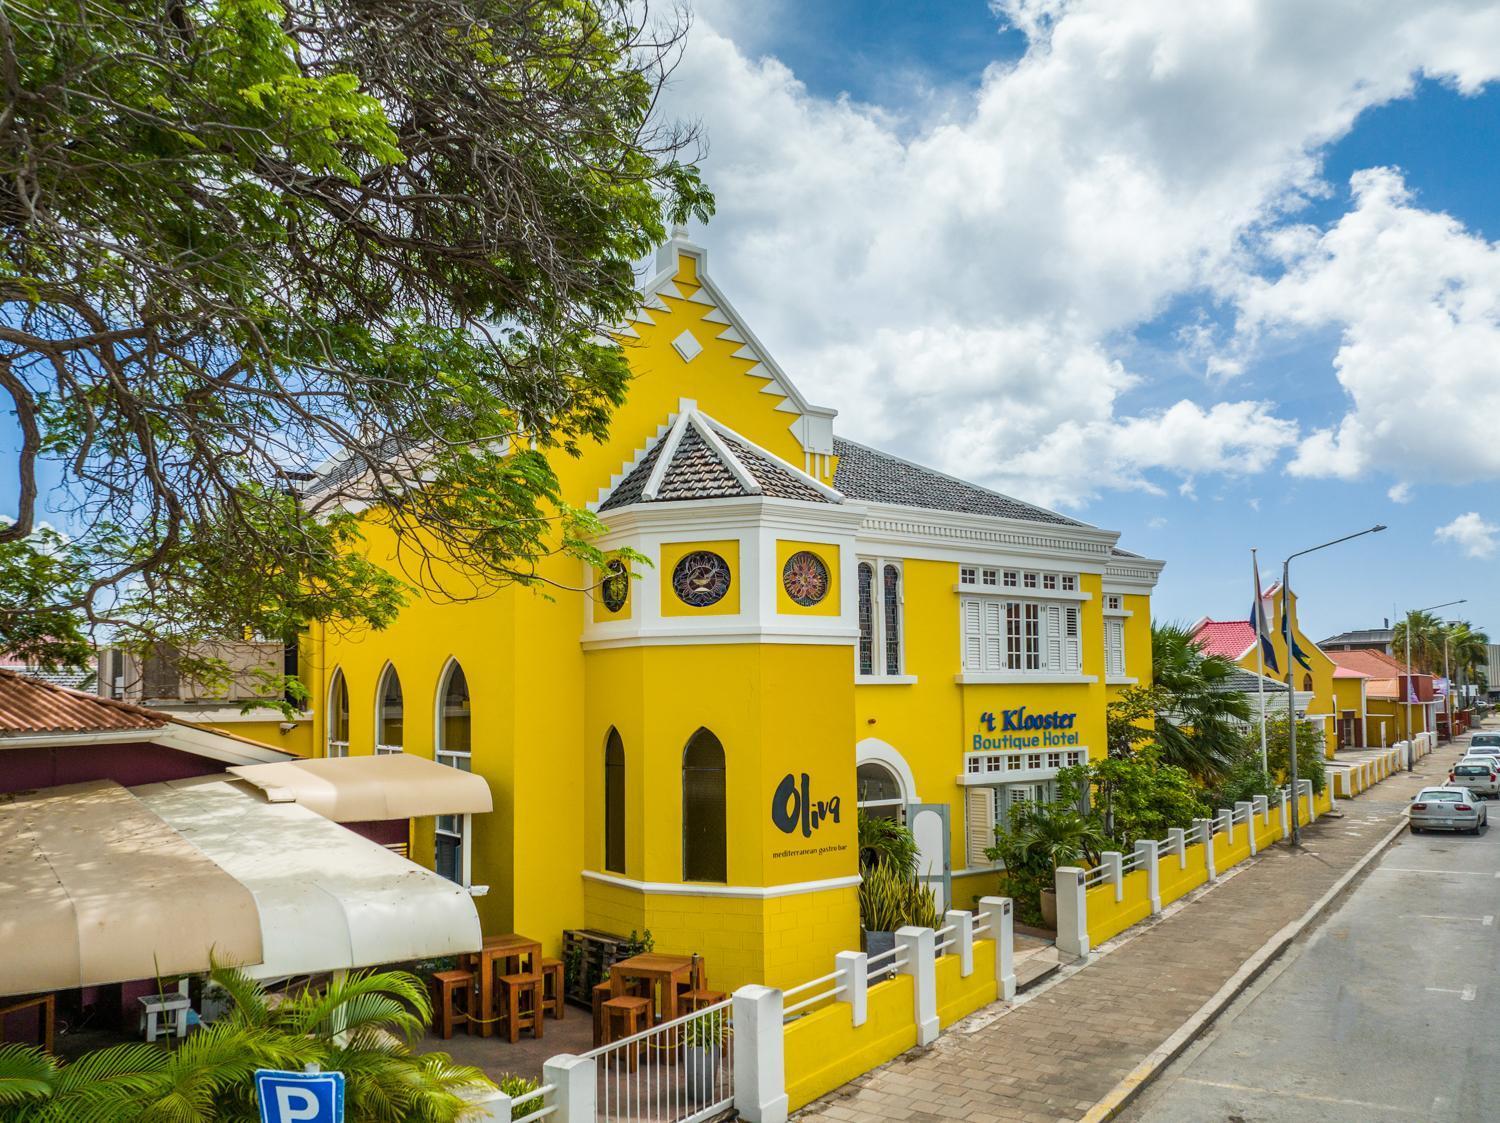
[327,669,349,758]
[434,661,470,883]
[856,558,905,679]
[857,563,874,675]
[683,728,727,883]
[376,665,404,754]
[1303,673,1314,693]
[604,728,626,874]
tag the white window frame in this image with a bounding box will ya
[960,596,1083,676]
[856,557,913,683]
[375,661,404,755]
[326,667,349,758]
[1105,618,1127,679]
[965,779,1060,867]
[434,658,474,888]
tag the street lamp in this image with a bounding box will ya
[1282,525,1387,846]
[1402,599,1465,769]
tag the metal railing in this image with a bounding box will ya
[515,1083,557,1123]
[584,998,734,1122]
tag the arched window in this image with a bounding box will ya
[857,563,874,675]
[683,728,727,883]
[882,564,902,675]
[1303,673,1314,693]
[604,728,626,874]
[434,662,470,883]
[376,665,403,753]
[327,669,350,757]
[857,761,904,822]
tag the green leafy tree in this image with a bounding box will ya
[985,802,1110,925]
[1149,622,1252,781]
[1393,610,1446,674]
[0,966,492,1121]
[1056,747,1210,848]
[1260,712,1327,795]
[0,0,712,672]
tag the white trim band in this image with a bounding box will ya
[581,870,861,900]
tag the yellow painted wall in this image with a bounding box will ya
[935,940,998,1028]
[1157,844,1210,907]
[784,974,917,1111]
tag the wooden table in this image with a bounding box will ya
[0,993,54,1053]
[609,953,697,1025]
[462,933,541,1038]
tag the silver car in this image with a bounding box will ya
[1469,732,1500,751]
[1448,758,1500,798]
[1410,787,1488,834]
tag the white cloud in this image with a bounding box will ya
[1148,515,1168,528]
[1434,511,1500,558]
[663,1,1500,507]
[1388,482,1413,503]
[1236,168,1500,483]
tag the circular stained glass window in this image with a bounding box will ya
[601,560,628,612]
[782,550,830,607]
[672,550,731,608]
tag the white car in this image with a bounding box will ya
[1410,787,1488,834]
[1469,732,1500,751]
[1448,757,1500,798]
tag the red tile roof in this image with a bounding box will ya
[1325,648,1413,677]
[0,669,166,736]
[1191,619,1254,661]
[1332,666,1368,679]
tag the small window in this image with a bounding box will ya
[1106,594,1122,611]
[982,568,998,587]
[437,662,471,767]
[857,761,905,822]
[1303,673,1314,692]
[1003,570,1018,587]
[683,729,727,882]
[327,669,350,758]
[1023,572,1038,589]
[605,728,626,874]
[377,665,403,753]
[1061,575,1077,592]
[1043,574,1057,590]
[960,566,977,585]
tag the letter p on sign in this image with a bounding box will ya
[255,1069,344,1123]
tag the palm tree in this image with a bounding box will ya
[0,966,493,1122]
[1149,622,1252,781]
[1393,610,1445,674]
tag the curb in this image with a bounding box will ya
[1077,811,1412,1122]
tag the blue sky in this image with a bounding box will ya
[7,1,1500,647]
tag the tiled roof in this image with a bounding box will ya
[600,416,832,512]
[831,438,1090,527]
[1191,620,1254,661]
[0,669,166,736]
[1325,648,1416,678]
[1333,666,1368,679]
[1211,667,1289,694]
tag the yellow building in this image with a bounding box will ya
[286,231,1163,992]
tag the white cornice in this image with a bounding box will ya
[582,870,861,899]
[592,494,867,542]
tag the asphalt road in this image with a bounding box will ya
[1121,734,1500,1122]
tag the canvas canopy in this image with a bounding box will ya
[135,777,482,979]
[0,781,262,996]
[227,752,492,822]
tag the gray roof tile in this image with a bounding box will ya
[599,423,831,512]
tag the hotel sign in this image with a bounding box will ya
[973,708,1080,751]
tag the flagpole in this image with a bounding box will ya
[1253,548,1269,774]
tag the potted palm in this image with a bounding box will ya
[858,813,939,965]
[682,1008,728,1102]
[986,802,1108,929]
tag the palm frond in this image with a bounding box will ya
[0,1042,58,1104]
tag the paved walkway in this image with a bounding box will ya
[794,744,1465,1123]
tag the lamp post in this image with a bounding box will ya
[1282,525,1386,846]
[1403,599,1465,769]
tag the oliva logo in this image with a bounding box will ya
[771,772,841,838]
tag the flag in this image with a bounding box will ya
[1250,554,1279,675]
[1280,587,1314,672]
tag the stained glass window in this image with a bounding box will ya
[883,564,901,675]
[857,562,874,675]
[672,550,731,608]
[782,550,830,607]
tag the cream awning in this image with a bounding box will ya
[0,781,262,996]
[227,753,492,822]
[135,777,482,979]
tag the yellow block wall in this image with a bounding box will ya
[936,941,998,1029]
[1157,844,1210,906]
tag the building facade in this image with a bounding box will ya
[286,232,1163,992]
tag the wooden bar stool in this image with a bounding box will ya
[430,969,475,1040]
[498,973,544,1044]
[591,981,613,1046]
[539,957,565,1019]
[681,989,727,1013]
[602,995,652,1071]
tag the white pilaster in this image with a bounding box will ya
[543,1055,595,1123]
[1134,839,1161,914]
[732,986,789,1123]
[1055,868,1090,959]
[896,926,939,1046]
[978,896,1016,1001]
[945,909,975,978]
[835,950,868,1027]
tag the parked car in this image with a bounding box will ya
[1410,787,1488,834]
[1448,758,1500,798]
[1468,732,1500,750]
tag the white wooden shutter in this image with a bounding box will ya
[1106,619,1125,677]
[1065,606,1082,672]
[966,787,996,867]
[962,598,982,670]
[1044,605,1063,671]
[982,600,1004,671]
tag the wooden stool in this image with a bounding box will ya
[430,969,475,1039]
[499,973,544,1044]
[681,989,727,1013]
[539,957,565,1019]
[592,981,613,1046]
[602,996,652,1071]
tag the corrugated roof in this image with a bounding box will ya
[0,669,165,736]
[1320,628,1394,647]
[832,438,1089,527]
[1211,667,1289,694]
[1191,620,1255,661]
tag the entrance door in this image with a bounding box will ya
[908,803,951,913]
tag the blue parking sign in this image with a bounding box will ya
[254,1069,345,1123]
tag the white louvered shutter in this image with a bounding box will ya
[966,787,996,867]
[1106,619,1125,677]
[1044,604,1063,671]
[1065,606,1081,672]
[963,598,983,670]
[982,600,1004,671]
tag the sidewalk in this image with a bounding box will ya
[793,746,1460,1123]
